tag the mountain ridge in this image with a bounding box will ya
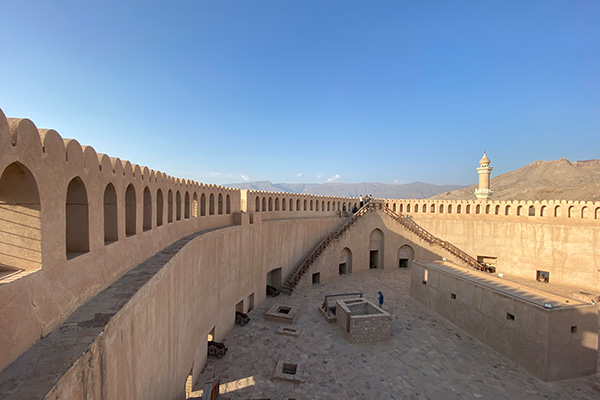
[223,181,466,199]
[431,158,600,202]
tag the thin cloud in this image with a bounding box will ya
[327,174,341,182]
[316,172,325,179]
[240,174,251,181]
[296,172,304,177]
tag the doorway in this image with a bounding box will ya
[370,250,379,268]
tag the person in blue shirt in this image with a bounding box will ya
[378,291,384,308]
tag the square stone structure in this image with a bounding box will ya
[335,298,391,343]
[411,261,598,382]
[264,304,299,324]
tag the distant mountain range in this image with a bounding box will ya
[223,181,466,199]
[431,158,600,202]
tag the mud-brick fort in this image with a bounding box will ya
[0,107,598,399]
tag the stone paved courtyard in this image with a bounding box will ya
[193,268,600,400]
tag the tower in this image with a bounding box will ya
[474,151,493,200]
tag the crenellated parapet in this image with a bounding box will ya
[378,198,600,222]
[246,189,358,218]
[0,107,359,372]
[0,108,362,283]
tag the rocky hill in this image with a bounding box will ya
[431,158,600,202]
[224,181,465,199]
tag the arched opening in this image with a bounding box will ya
[201,193,207,216]
[540,205,547,217]
[422,204,426,213]
[339,247,352,274]
[226,194,231,214]
[310,200,313,211]
[268,197,273,212]
[66,177,89,257]
[581,206,588,219]
[393,203,397,212]
[0,162,42,271]
[125,184,136,236]
[176,191,182,221]
[466,204,471,214]
[439,204,444,213]
[505,205,510,216]
[430,204,435,213]
[184,192,190,219]
[143,187,152,231]
[209,194,215,215]
[567,206,574,218]
[475,204,480,214]
[262,197,267,212]
[167,190,173,223]
[218,193,223,214]
[516,205,522,216]
[595,207,600,220]
[156,189,164,226]
[255,196,260,212]
[457,205,462,214]
[322,201,325,211]
[554,205,561,217]
[369,228,384,269]
[275,197,280,211]
[485,204,490,214]
[398,245,415,268]
[448,204,452,214]
[282,198,286,211]
[316,200,319,212]
[289,198,293,211]
[103,183,118,245]
[495,205,500,215]
[192,193,198,217]
[304,199,307,211]
[296,199,301,211]
[399,204,403,213]
[406,204,411,213]
[327,201,330,211]
[528,205,535,217]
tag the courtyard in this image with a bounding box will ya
[193,268,600,400]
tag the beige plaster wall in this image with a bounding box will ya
[0,108,357,372]
[406,212,600,290]
[410,262,598,381]
[41,216,345,400]
[291,209,477,291]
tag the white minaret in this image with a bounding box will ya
[474,151,493,200]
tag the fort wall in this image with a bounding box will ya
[0,108,357,372]
[41,216,344,400]
[1,108,599,397]
[378,198,600,290]
[411,261,598,381]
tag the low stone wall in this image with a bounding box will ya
[410,261,598,381]
[335,298,391,343]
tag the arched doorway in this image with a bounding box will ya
[369,229,384,269]
[339,247,352,274]
[397,245,415,268]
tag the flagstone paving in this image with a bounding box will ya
[193,268,600,400]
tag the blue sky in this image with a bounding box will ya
[1,1,599,186]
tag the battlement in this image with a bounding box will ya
[378,198,600,222]
[0,107,358,279]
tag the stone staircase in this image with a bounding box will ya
[281,201,491,294]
